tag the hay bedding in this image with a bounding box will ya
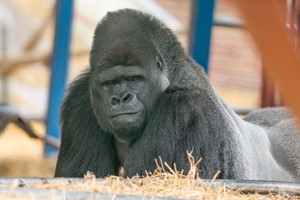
[0,153,299,200]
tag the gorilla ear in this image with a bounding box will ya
[156,56,164,71]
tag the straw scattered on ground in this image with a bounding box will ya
[4,151,295,200]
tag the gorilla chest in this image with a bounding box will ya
[114,139,129,166]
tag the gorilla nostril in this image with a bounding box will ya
[121,92,135,103]
[109,95,121,106]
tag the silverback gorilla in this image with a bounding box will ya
[55,9,300,181]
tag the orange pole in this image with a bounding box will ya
[231,0,300,120]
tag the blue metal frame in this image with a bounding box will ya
[45,0,74,155]
[189,0,216,73]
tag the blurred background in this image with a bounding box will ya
[0,0,264,177]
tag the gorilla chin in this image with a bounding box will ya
[109,111,145,143]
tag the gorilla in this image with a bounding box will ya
[55,9,300,181]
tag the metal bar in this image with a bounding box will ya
[214,16,244,28]
[0,188,174,200]
[189,0,216,73]
[45,0,73,155]
[231,0,300,121]
[0,178,299,198]
[0,23,9,103]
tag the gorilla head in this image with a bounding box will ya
[55,9,300,181]
[88,13,170,143]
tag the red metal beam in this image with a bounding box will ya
[231,0,300,120]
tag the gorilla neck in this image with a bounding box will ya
[114,138,129,167]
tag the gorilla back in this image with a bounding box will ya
[55,9,300,181]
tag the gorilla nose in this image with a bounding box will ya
[109,92,136,107]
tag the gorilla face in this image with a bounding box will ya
[90,50,169,144]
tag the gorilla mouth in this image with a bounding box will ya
[110,111,141,118]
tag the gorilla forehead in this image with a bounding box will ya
[93,39,156,70]
[91,12,156,58]
[90,9,188,84]
[89,9,177,69]
[93,9,150,40]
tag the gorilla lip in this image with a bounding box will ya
[110,111,141,118]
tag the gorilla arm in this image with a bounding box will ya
[55,71,119,177]
[244,107,300,179]
[124,86,245,178]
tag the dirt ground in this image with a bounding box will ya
[0,122,56,177]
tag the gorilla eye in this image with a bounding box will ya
[127,75,144,89]
[128,75,143,84]
[101,80,119,91]
[130,76,141,81]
